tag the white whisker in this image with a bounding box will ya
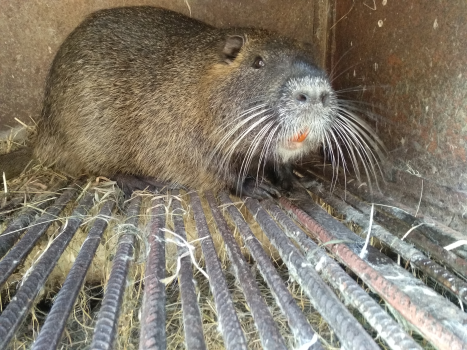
[257,123,281,181]
[220,114,273,179]
[239,120,275,187]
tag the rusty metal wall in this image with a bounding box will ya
[329,1,467,230]
[0,0,329,138]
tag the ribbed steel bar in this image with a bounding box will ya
[372,206,467,266]
[205,191,287,350]
[171,191,206,350]
[0,187,78,288]
[365,204,467,265]
[0,180,67,223]
[139,197,167,350]
[263,200,422,350]
[218,192,322,350]
[243,197,380,350]
[300,166,467,250]
[279,196,467,350]
[374,202,467,260]
[0,191,94,349]
[32,199,116,350]
[90,196,142,350]
[0,194,57,259]
[302,178,467,304]
[0,196,29,216]
[301,168,467,275]
[189,192,247,350]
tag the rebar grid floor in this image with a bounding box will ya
[0,168,466,350]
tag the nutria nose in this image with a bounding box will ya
[293,91,330,107]
[294,92,309,103]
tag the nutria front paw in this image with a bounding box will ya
[233,177,281,200]
[271,164,296,192]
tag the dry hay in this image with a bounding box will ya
[0,121,33,155]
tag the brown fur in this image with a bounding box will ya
[32,6,335,194]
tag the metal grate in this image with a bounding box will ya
[0,167,466,350]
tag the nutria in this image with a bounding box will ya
[3,6,383,198]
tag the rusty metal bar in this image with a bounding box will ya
[300,166,467,254]
[242,197,380,350]
[139,197,167,350]
[90,196,142,350]
[301,178,467,305]
[373,215,467,277]
[278,196,467,350]
[373,205,467,263]
[0,191,94,349]
[32,199,116,350]
[189,191,247,350]
[0,181,67,220]
[374,202,467,261]
[262,200,422,350]
[205,191,287,350]
[171,191,206,350]
[218,192,322,350]
[0,187,77,288]
[0,196,30,216]
[301,168,467,275]
[0,194,57,259]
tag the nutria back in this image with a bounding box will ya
[34,6,339,195]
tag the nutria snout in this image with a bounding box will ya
[32,6,380,198]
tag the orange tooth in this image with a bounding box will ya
[290,129,309,143]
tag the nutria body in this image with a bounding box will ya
[33,6,337,197]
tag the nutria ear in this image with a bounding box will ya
[222,35,245,63]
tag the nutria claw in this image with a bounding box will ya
[267,164,296,193]
[236,178,281,200]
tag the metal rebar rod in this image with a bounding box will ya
[205,191,287,350]
[139,197,167,350]
[301,168,467,275]
[0,194,57,259]
[32,199,116,350]
[189,191,247,350]
[242,197,380,350]
[374,202,467,260]
[90,196,142,350]
[218,192,322,350]
[302,179,467,304]
[299,166,467,251]
[279,196,467,350]
[263,200,422,350]
[171,191,206,350]
[0,191,94,349]
[0,187,78,288]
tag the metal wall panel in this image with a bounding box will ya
[329,0,467,230]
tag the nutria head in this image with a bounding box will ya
[204,30,337,180]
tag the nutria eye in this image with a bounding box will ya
[253,56,265,69]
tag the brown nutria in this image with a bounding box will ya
[7,6,382,198]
